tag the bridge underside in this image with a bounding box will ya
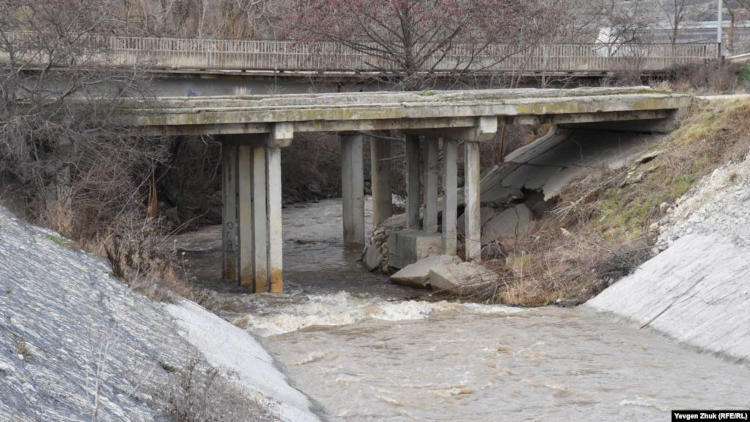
[126,87,690,292]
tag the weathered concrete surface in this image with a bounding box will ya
[390,255,461,288]
[461,127,657,207]
[464,142,482,260]
[588,155,750,362]
[428,262,501,295]
[0,207,318,421]
[442,139,458,255]
[127,87,690,136]
[387,230,444,269]
[481,203,533,243]
[341,133,365,246]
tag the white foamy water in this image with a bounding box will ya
[235,291,521,337]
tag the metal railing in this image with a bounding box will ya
[3,32,719,74]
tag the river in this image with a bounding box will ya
[173,198,750,421]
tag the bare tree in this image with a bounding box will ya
[113,0,280,39]
[656,0,691,45]
[0,0,164,239]
[282,0,577,90]
[724,0,750,53]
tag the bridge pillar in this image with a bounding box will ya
[405,135,421,230]
[222,124,291,293]
[267,146,284,293]
[370,136,392,226]
[442,139,458,256]
[222,143,239,283]
[341,133,365,247]
[464,141,482,261]
[423,138,439,233]
[237,144,255,288]
[252,146,268,292]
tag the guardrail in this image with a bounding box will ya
[728,52,750,63]
[3,32,719,74]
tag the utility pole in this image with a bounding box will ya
[717,0,723,58]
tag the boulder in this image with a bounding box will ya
[363,243,382,272]
[457,207,499,235]
[390,255,461,288]
[428,261,501,295]
[481,203,533,243]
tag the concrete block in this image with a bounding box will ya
[391,255,461,288]
[481,203,533,243]
[387,229,444,269]
[428,261,500,295]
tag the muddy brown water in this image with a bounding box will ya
[172,198,750,421]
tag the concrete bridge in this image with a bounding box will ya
[123,87,690,293]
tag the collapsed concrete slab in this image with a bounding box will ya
[390,255,461,288]
[481,204,533,243]
[428,261,501,295]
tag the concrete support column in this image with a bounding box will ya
[237,144,254,288]
[423,138,439,233]
[252,146,268,292]
[405,135,421,230]
[370,136,392,226]
[442,139,458,256]
[266,146,283,293]
[464,141,482,261]
[221,143,239,283]
[341,133,365,247]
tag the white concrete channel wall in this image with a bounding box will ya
[588,154,750,363]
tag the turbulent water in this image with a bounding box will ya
[174,199,750,421]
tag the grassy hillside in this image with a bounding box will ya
[480,98,750,306]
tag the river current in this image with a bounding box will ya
[173,198,750,421]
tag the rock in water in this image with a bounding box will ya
[363,243,381,272]
[390,255,461,288]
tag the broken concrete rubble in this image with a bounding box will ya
[428,261,501,295]
[481,203,533,243]
[390,255,461,288]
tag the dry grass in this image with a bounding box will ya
[163,359,275,422]
[476,99,750,307]
[14,336,32,360]
[80,213,211,306]
[652,62,750,94]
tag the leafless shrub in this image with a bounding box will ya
[14,336,31,360]
[658,61,747,93]
[163,359,275,422]
[83,212,210,305]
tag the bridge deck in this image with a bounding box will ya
[128,87,691,136]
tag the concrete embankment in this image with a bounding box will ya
[0,207,319,421]
[588,154,750,362]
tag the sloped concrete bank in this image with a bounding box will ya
[0,207,319,421]
[588,154,750,362]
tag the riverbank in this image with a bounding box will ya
[0,207,320,421]
[588,148,750,363]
